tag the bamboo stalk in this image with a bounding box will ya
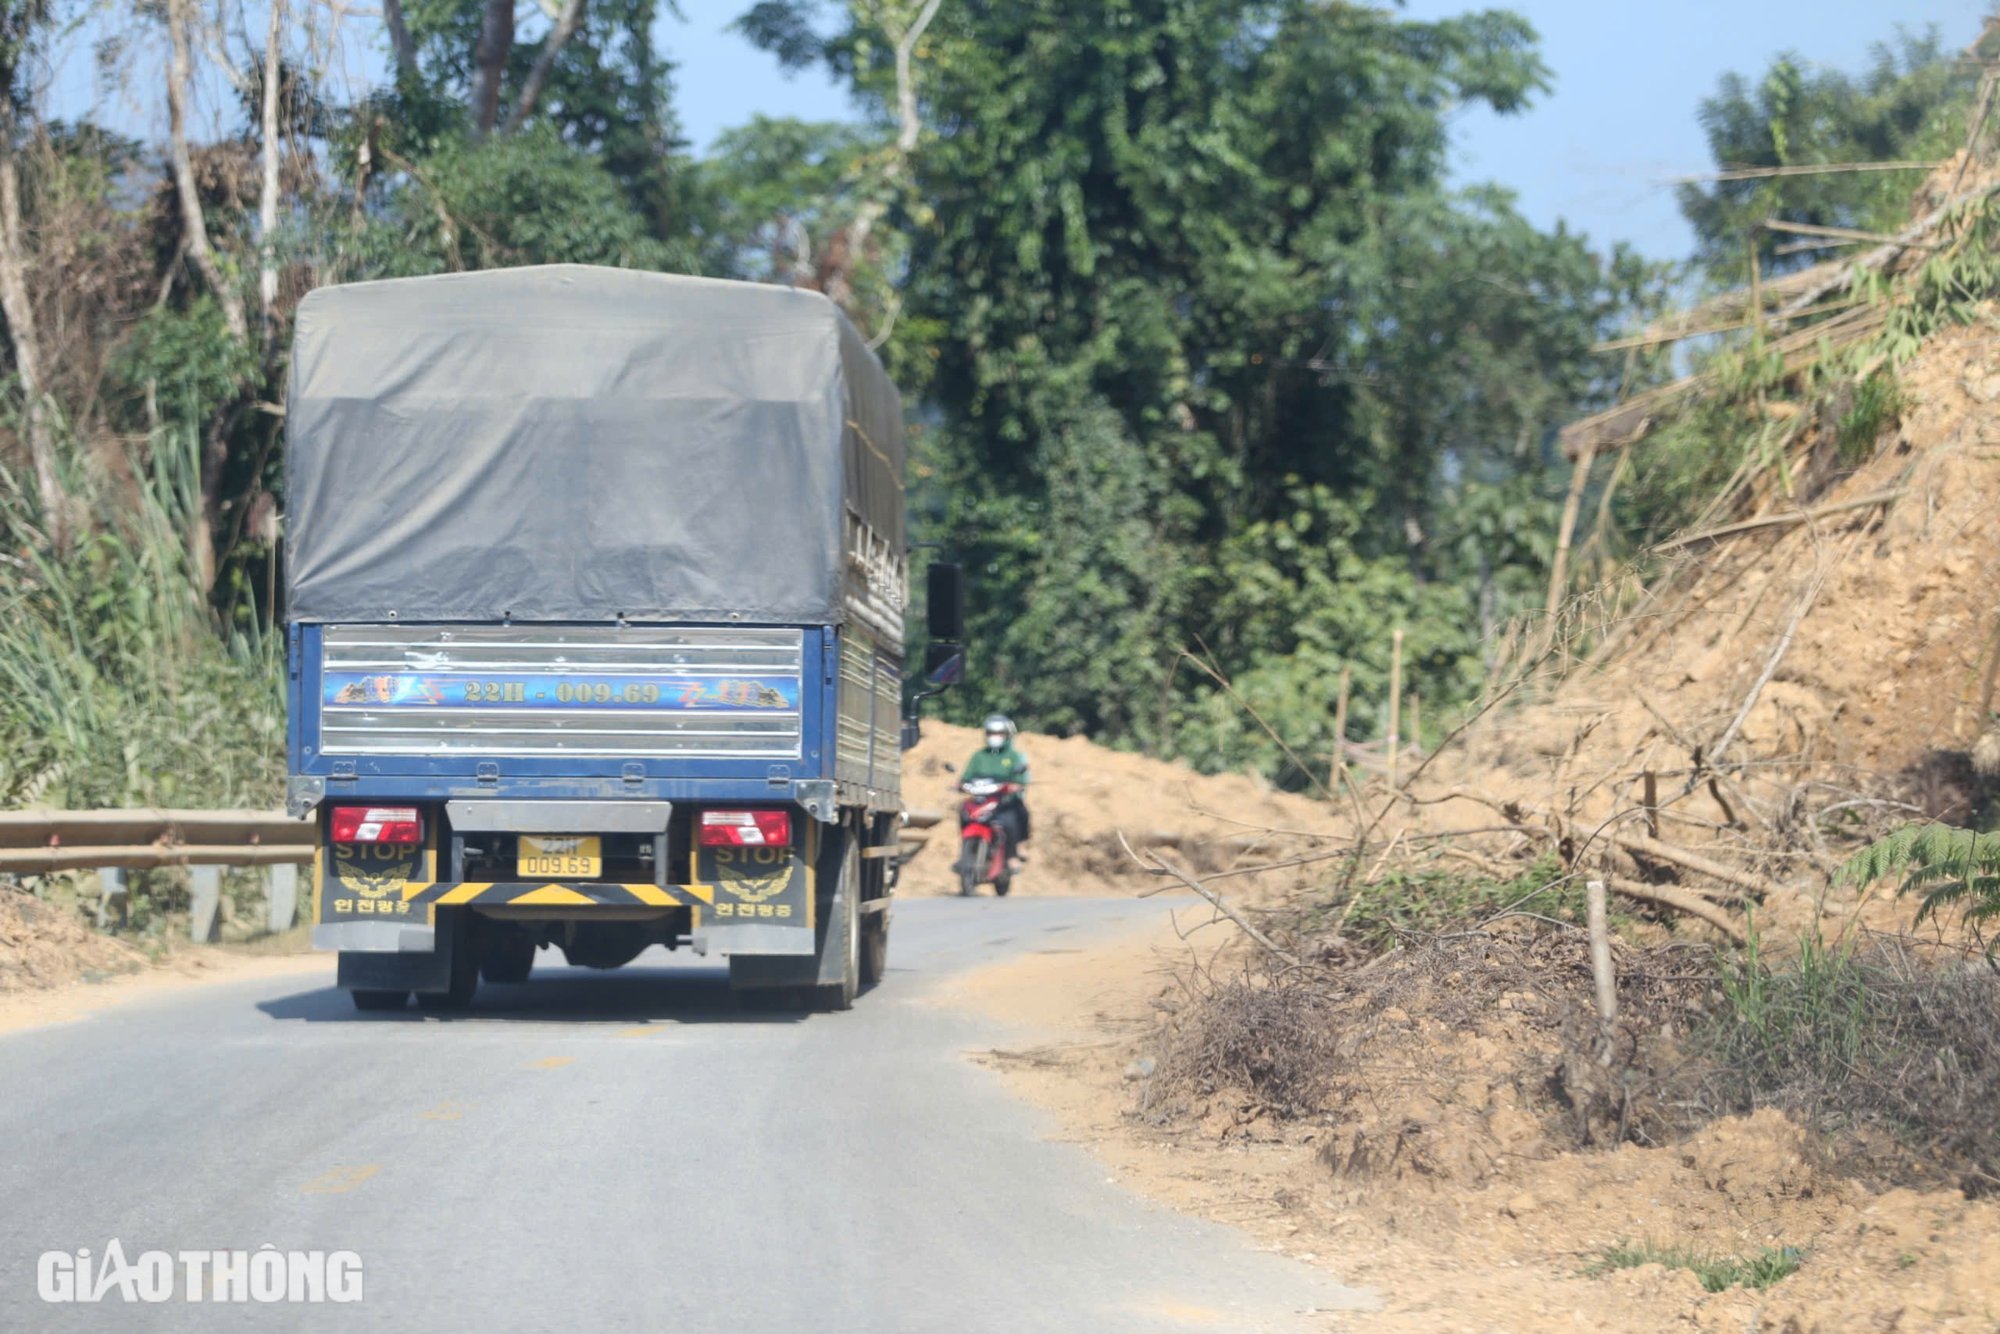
[1386,628,1403,791]
[1761,217,1941,248]
[1591,297,1863,353]
[1331,662,1351,800]
[1544,439,1596,644]
[1670,160,1943,184]
[1652,488,1906,552]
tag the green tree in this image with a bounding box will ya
[750,0,1653,774]
[1678,30,1975,283]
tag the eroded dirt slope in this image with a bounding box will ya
[0,886,146,993]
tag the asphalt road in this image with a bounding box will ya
[0,897,1373,1332]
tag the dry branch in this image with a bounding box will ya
[1608,876,1746,943]
[1609,832,1778,902]
[1653,489,1905,552]
[1120,832,1298,967]
[1704,560,1832,776]
[502,0,587,135]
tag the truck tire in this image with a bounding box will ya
[730,823,862,1012]
[348,989,408,1012]
[415,909,479,1012]
[860,915,888,987]
[480,932,536,986]
[810,834,861,1012]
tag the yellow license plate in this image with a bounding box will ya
[518,835,602,880]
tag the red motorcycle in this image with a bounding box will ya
[956,778,1020,897]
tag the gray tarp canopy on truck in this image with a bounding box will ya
[284,264,904,625]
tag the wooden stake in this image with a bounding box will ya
[1642,770,1660,841]
[1386,628,1403,791]
[1409,693,1421,760]
[1586,879,1617,1067]
[1331,663,1351,800]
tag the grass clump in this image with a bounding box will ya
[1589,1240,1803,1293]
[1690,925,2000,1191]
[1321,854,1595,953]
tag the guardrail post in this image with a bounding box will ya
[267,863,298,933]
[190,866,222,943]
[95,868,128,930]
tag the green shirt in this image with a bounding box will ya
[963,742,1030,787]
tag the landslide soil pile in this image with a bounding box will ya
[895,719,1345,897]
[1418,316,2000,943]
[0,885,146,992]
[955,153,2000,1333]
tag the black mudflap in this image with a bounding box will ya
[336,910,469,995]
[727,823,854,992]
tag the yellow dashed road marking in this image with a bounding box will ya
[300,1165,379,1195]
[525,1056,575,1069]
[419,1101,470,1121]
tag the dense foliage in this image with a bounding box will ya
[746,1,1664,772]
[0,1,1977,805]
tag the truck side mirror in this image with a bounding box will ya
[926,563,966,644]
[924,641,964,686]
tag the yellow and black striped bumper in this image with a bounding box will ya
[413,881,712,910]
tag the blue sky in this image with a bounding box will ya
[665,0,1994,262]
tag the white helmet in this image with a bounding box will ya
[983,714,1015,750]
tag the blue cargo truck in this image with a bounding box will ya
[283,265,961,1012]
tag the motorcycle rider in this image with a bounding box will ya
[962,714,1030,866]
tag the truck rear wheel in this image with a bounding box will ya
[730,822,861,1012]
[860,915,888,986]
[415,909,479,1012]
[810,834,860,1012]
[480,931,536,986]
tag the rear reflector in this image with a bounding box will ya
[698,809,792,848]
[330,805,424,845]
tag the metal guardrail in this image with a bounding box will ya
[6,806,953,938]
[0,809,312,939]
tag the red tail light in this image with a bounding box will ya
[330,806,424,845]
[698,809,792,848]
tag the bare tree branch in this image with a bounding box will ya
[500,0,585,136]
[258,0,285,326]
[0,141,61,549]
[468,0,514,139]
[825,0,944,316]
[201,0,253,92]
[165,0,247,343]
[380,0,417,83]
